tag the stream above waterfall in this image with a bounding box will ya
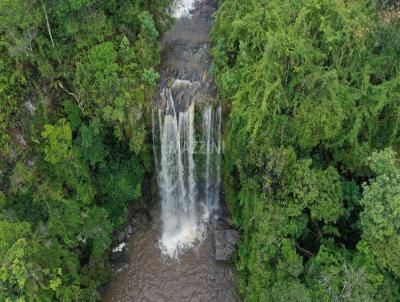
[102,0,238,301]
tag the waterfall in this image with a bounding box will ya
[203,106,211,210]
[154,80,221,258]
[202,105,221,220]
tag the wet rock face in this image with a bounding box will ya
[110,243,128,267]
[214,230,240,261]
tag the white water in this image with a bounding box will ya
[158,86,200,258]
[203,106,212,211]
[171,0,198,18]
[201,105,221,220]
[155,80,221,258]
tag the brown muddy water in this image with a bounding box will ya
[102,1,238,301]
[101,206,237,302]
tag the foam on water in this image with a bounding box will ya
[159,218,205,259]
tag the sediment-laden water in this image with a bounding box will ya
[102,0,237,301]
[102,206,237,302]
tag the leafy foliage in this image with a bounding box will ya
[359,149,400,277]
[212,0,400,300]
[0,0,171,300]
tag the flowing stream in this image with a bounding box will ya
[102,0,237,300]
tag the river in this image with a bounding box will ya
[101,1,238,301]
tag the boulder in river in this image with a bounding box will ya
[214,230,240,261]
[116,231,126,243]
[110,242,128,271]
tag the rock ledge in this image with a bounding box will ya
[214,229,240,261]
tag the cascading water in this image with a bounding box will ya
[149,0,224,259]
[154,79,222,258]
[201,105,221,219]
[157,80,200,257]
[102,1,238,300]
[170,0,198,18]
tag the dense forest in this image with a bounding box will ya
[0,0,171,300]
[1,0,400,301]
[212,0,400,301]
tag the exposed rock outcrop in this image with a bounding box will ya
[214,229,240,261]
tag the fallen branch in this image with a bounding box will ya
[296,243,314,257]
[40,0,61,64]
[58,82,84,110]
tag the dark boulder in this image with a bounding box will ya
[116,231,126,243]
[214,229,240,261]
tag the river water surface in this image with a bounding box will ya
[102,206,237,301]
[102,1,238,301]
